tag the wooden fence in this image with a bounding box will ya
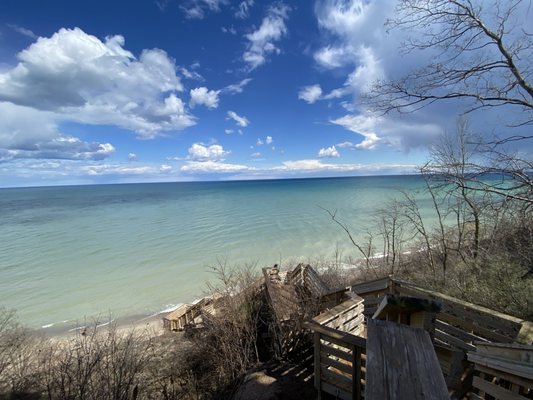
[312,292,365,336]
[304,321,366,400]
[468,342,533,400]
[351,276,532,398]
[351,277,532,348]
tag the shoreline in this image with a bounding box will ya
[36,309,173,339]
[34,260,365,339]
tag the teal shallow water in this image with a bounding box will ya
[0,176,430,328]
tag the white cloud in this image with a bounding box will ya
[298,84,323,104]
[250,152,261,157]
[256,135,273,146]
[332,113,443,150]
[227,110,249,127]
[235,0,254,19]
[314,45,353,69]
[345,46,384,92]
[331,114,382,150]
[243,3,290,70]
[187,143,229,161]
[189,87,220,109]
[180,0,228,19]
[159,164,173,172]
[0,28,195,140]
[223,78,252,94]
[0,102,115,162]
[336,141,356,148]
[222,26,237,35]
[323,87,349,100]
[274,159,414,173]
[224,129,234,135]
[179,66,204,81]
[181,160,249,173]
[128,153,138,161]
[318,146,340,158]
[82,164,156,176]
[8,24,38,39]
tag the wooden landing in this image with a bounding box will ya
[365,319,449,400]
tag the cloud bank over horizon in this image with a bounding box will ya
[0,0,527,187]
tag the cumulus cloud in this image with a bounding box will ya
[265,135,273,144]
[332,114,382,150]
[128,153,138,161]
[243,3,290,70]
[187,143,229,161]
[312,1,447,151]
[227,110,249,127]
[0,27,195,139]
[332,113,443,150]
[318,146,340,158]
[0,102,115,162]
[298,84,323,104]
[189,87,220,109]
[346,46,384,92]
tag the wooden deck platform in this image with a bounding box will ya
[365,319,449,400]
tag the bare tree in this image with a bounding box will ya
[422,118,489,262]
[366,0,532,125]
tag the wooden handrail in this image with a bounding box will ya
[391,278,524,325]
[303,321,366,349]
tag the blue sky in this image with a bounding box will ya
[0,0,530,187]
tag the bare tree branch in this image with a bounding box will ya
[365,0,532,125]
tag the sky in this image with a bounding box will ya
[0,0,530,187]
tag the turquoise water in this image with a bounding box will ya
[0,176,429,328]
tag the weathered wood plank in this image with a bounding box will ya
[434,319,489,344]
[474,364,533,390]
[472,376,530,400]
[353,346,362,400]
[434,329,476,352]
[321,366,352,389]
[437,312,513,343]
[304,321,367,349]
[351,277,391,295]
[468,352,533,380]
[321,355,353,375]
[475,341,533,363]
[320,345,353,362]
[321,381,352,400]
[314,332,321,392]
[394,280,522,331]
[365,319,449,400]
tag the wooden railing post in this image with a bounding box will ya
[314,331,322,399]
[352,345,361,400]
